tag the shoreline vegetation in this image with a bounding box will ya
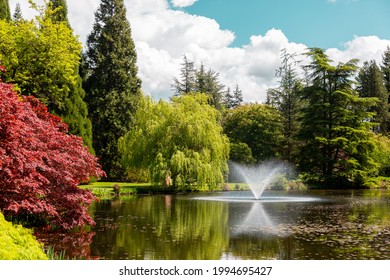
[81,177,390,199]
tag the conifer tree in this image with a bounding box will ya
[49,0,68,23]
[357,60,390,134]
[173,56,226,109]
[172,55,196,95]
[266,49,303,162]
[224,85,243,109]
[12,2,22,22]
[85,0,142,180]
[0,0,10,20]
[203,68,225,109]
[298,48,378,187]
[223,87,234,109]
[381,46,390,93]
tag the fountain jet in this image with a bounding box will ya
[232,160,293,199]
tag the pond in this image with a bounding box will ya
[36,190,390,260]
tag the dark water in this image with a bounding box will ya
[37,190,390,260]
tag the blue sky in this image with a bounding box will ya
[177,0,390,49]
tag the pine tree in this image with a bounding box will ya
[195,63,207,93]
[357,60,390,134]
[204,68,225,109]
[0,0,10,20]
[172,55,196,95]
[12,2,22,22]
[85,0,142,180]
[266,49,303,162]
[232,84,243,107]
[173,56,225,109]
[224,85,243,109]
[223,87,234,109]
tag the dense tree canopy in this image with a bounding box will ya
[298,48,379,187]
[85,0,142,179]
[0,5,93,150]
[357,60,390,134]
[0,77,105,230]
[223,103,282,163]
[119,94,230,189]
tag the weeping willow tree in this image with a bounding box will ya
[119,94,230,190]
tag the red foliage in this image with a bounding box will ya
[0,78,105,230]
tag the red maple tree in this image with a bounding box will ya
[0,68,105,230]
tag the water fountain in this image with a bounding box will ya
[194,160,318,203]
[232,160,291,199]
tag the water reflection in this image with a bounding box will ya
[90,195,230,259]
[36,190,390,260]
[231,202,277,237]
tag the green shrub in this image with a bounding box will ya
[0,212,48,260]
[270,175,289,190]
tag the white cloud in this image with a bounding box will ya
[171,0,198,8]
[8,0,390,103]
[326,35,390,66]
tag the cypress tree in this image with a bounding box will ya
[0,0,10,20]
[85,0,142,180]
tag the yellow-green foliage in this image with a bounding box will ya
[120,94,230,189]
[0,213,48,260]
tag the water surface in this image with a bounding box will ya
[37,190,390,260]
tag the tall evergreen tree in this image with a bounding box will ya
[173,56,225,109]
[381,46,390,93]
[85,0,142,180]
[357,60,390,134]
[298,48,378,187]
[12,2,22,22]
[195,63,207,93]
[0,0,10,20]
[172,55,196,95]
[203,68,225,109]
[223,87,234,109]
[223,85,243,109]
[266,49,303,162]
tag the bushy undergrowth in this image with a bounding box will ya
[0,212,47,260]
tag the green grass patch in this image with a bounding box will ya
[81,182,180,198]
